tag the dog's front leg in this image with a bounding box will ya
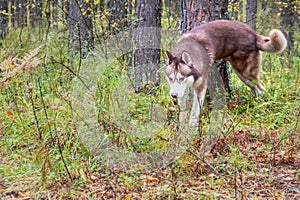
[189,88,206,126]
[189,90,202,126]
[178,96,189,122]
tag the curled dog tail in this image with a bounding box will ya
[257,29,287,54]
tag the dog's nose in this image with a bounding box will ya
[171,92,178,98]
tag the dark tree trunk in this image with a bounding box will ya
[31,0,42,26]
[180,0,232,100]
[0,0,8,39]
[68,0,94,58]
[133,0,162,92]
[261,0,267,10]
[13,0,21,27]
[246,0,257,30]
[280,0,298,54]
[208,0,231,100]
[107,0,128,34]
[180,0,206,32]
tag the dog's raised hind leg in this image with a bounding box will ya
[235,71,266,96]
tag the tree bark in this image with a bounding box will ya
[68,0,94,58]
[261,0,267,10]
[280,0,298,54]
[180,0,206,33]
[107,0,128,34]
[246,0,257,30]
[31,0,42,26]
[133,0,162,92]
[0,0,8,39]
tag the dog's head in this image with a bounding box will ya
[164,51,195,99]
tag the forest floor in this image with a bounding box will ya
[1,113,299,199]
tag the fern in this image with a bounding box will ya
[0,45,43,84]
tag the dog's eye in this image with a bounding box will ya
[169,78,174,82]
[179,77,185,82]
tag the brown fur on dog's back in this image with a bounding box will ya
[182,20,287,60]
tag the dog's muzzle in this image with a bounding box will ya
[171,92,178,98]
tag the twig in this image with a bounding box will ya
[51,59,90,90]
[157,131,220,176]
[28,83,42,140]
[294,110,300,134]
[186,148,220,176]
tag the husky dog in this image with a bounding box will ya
[165,20,287,125]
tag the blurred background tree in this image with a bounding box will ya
[0,0,8,39]
[133,0,162,92]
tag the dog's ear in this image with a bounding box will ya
[166,51,174,64]
[181,51,192,67]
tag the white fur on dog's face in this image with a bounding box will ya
[165,51,196,98]
[166,71,195,98]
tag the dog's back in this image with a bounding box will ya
[183,20,257,60]
[182,20,286,60]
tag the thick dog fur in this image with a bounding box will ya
[165,20,287,125]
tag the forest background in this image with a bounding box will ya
[0,0,299,199]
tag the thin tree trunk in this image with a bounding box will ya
[261,0,267,10]
[68,0,94,59]
[0,0,8,39]
[280,0,297,54]
[107,0,127,34]
[32,0,42,26]
[133,0,162,92]
[13,0,20,27]
[246,0,257,30]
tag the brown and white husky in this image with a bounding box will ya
[164,20,287,125]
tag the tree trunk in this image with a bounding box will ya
[261,0,267,10]
[280,0,297,54]
[0,0,8,39]
[107,0,127,34]
[68,0,94,58]
[246,0,257,30]
[31,0,42,26]
[13,0,21,27]
[133,0,162,92]
[180,0,232,100]
[180,0,206,33]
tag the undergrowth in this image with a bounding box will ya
[0,25,299,199]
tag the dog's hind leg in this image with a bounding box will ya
[230,51,266,96]
[235,71,266,95]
